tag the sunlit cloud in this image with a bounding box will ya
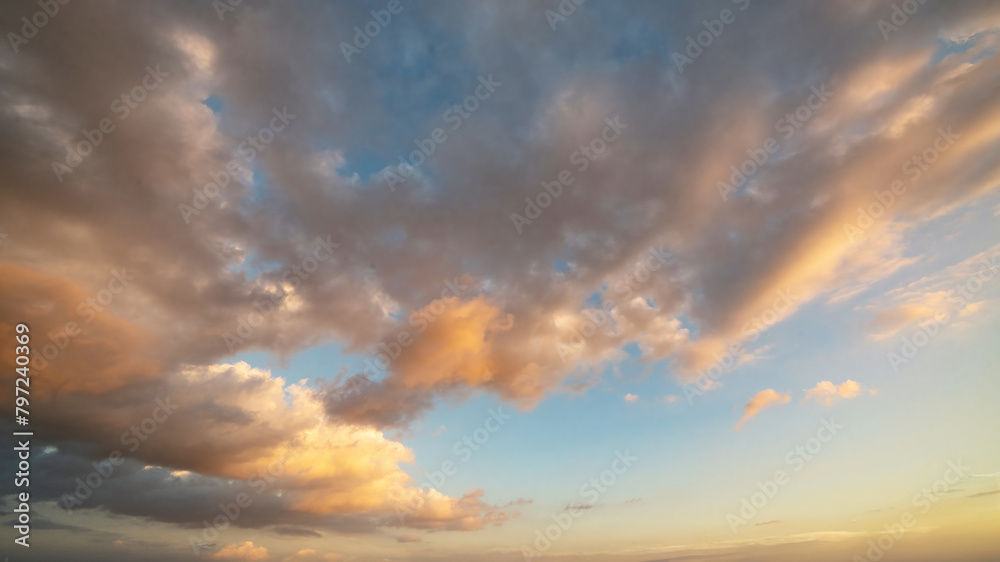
[735,390,791,431]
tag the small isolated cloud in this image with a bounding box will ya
[281,549,342,561]
[660,395,678,404]
[625,497,642,504]
[755,520,780,526]
[735,389,791,430]
[209,542,269,561]
[396,535,422,543]
[803,380,874,405]
[432,425,448,437]
[503,497,533,507]
[625,393,639,403]
[271,526,323,538]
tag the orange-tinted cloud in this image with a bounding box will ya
[281,550,342,562]
[735,389,791,430]
[209,542,269,561]
[391,295,513,389]
[803,380,873,405]
[0,263,163,400]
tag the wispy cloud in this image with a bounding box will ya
[735,390,791,430]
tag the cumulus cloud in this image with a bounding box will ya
[624,393,639,403]
[281,550,342,561]
[18,361,506,532]
[803,380,873,405]
[209,542,269,561]
[735,390,791,430]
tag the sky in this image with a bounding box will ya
[1,0,999,561]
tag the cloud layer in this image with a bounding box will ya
[1,0,1000,554]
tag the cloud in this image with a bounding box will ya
[23,361,507,532]
[864,243,1000,339]
[502,498,533,507]
[2,0,1000,556]
[735,390,791,430]
[281,550,342,562]
[396,535,422,543]
[0,264,163,400]
[624,393,639,403]
[802,380,873,405]
[209,542,269,561]
[270,526,323,538]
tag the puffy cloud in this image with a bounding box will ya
[23,361,506,531]
[624,393,638,403]
[388,296,513,389]
[802,380,873,405]
[209,542,269,561]
[281,550,342,561]
[735,390,791,431]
